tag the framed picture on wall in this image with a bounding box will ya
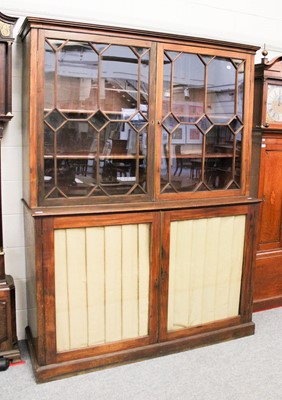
[186,127,202,144]
[172,126,186,144]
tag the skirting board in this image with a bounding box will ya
[26,322,255,383]
[253,296,282,312]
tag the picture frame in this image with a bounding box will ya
[186,127,202,144]
[172,126,186,144]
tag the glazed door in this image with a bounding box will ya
[156,42,253,201]
[38,30,156,206]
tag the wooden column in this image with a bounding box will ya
[0,12,20,361]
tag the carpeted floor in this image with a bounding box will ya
[1,307,282,400]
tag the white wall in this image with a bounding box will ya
[1,0,282,340]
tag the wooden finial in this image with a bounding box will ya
[262,44,268,57]
[261,44,268,64]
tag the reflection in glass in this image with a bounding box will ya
[207,57,236,123]
[161,127,203,193]
[57,41,98,111]
[229,117,243,134]
[57,121,97,154]
[204,126,234,189]
[44,157,98,198]
[163,53,171,116]
[163,113,179,131]
[140,51,149,108]
[172,53,204,123]
[89,110,109,131]
[196,115,213,133]
[44,41,56,110]
[43,39,150,199]
[237,61,245,120]
[161,49,245,194]
[101,45,138,112]
[44,125,54,155]
[130,112,148,131]
[45,109,66,130]
[234,133,242,187]
[63,112,92,119]
[44,158,55,195]
[166,51,180,61]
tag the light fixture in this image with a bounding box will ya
[164,88,170,97]
[184,87,190,99]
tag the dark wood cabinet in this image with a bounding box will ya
[252,55,282,311]
[20,17,259,382]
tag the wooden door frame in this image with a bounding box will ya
[159,203,259,342]
[40,211,161,365]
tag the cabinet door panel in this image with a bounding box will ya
[55,223,151,351]
[258,147,282,250]
[160,207,248,341]
[44,212,159,363]
[167,216,245,331]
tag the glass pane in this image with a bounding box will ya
[57,41,98,111]
[100,45,138,112]
[172,53,204,123]
[44,41,56,110]
[140,51,149,109]
[162,113,179,132]
[57,121,97,154]
[130,112,148,132]
[161,130,170,189]
[199,54,213,65]
[237,61,245,120]
[163,53,171,116]
[62,112,92,119]
[48,188,65,199]
[93,43,109,54]
[89,110,109,131]
[56,158,96,197]
[97,122,147,193]
[44,157,97,198]
[45,109,66,130]
[44,158,55,195]
[43,39,150,201]
[99,159,146,195]
[234,132,242,187]
[196,115,213,133]
[207,57,236,123]
[229,116,243,134]
[173,126,203,191]
[166,51,180,61]
[44,124,54,155]
[48,39,66,50]
[161,126,204,192]
[204,126,234,189]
